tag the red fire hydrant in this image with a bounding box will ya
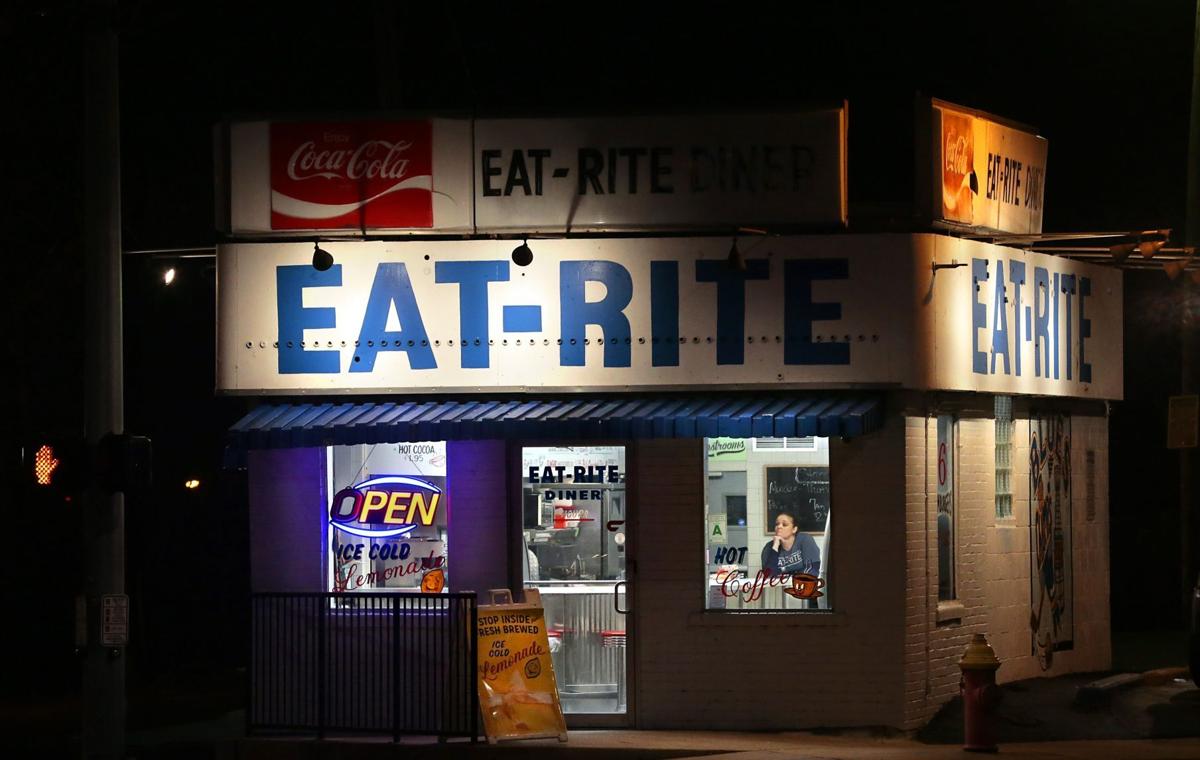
[959,633,1002,752]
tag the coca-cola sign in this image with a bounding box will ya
[269,121,435,230]
[940,110,974,224]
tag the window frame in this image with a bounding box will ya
[703,435,833,614]
[994,396,1015,520]
[936,415,958,604]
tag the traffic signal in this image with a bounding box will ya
[96,433,153,493]
[23,436,83,493]
[21,433,152,494]
[33,444,59,485]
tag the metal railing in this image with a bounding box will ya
[248,592,479,741]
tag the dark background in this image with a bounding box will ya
[2,0,1195,711]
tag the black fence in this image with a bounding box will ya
[248,592,479,741]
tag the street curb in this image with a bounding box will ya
[1074,673,1142,707]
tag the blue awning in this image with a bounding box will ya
[227,393,884,451]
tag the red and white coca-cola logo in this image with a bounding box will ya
[944,132,970,175]
[270,121,434,230]
[286,139,415,182]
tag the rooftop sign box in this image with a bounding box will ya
[917,99,1048,236]
[216,235,1121,400]
[215,108,848,235]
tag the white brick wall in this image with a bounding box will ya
[901,407,1111,729]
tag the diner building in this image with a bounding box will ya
[219,103,1118,731]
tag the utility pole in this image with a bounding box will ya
[1183,0,1200,623]
[82,0,126,757]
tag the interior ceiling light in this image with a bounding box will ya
[312,242,334,272]
[511,239,533,267]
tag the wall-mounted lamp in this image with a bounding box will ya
[1110,229,1170,264]
[162,267,176,285]
[512,238,533,267]
[931,259,968,272]
[1164,246,1196,281]
[312,242,334,271]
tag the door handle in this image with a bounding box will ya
[613,580,628,614]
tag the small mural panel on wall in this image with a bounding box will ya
[1029,414,1073,668]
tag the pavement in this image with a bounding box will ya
[148,728,1200,760]
[121,669,1200,760]
[12,631,1200,759]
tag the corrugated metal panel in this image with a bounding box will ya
[226,393,884,450]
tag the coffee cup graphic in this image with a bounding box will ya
[783,573,825,599]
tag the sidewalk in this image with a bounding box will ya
[131,671,1200,759]
[219,731,1200,760]
[46,630,1200,759]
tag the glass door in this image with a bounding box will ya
[520,446,628,720]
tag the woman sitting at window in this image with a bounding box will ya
[761,511,820,577]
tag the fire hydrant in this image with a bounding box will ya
[959,633,1002,752]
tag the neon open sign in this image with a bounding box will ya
[329,475,442,539]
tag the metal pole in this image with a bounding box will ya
[1183,0,1200,623]
[82,1,125,757]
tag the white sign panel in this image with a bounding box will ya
[473,110,847,232]
[708,514,728,545]
[216,235,1121,399]
[101,594,129,647]
[916,235,1122,399]
[930,101,1048,235]
[218,236,908,393]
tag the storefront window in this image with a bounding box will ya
[937,416,956,601]
[521,446,628,715]
[704,436,831,611]
[995,396,1014,518]
[326,442,449,594]
[521,446,626,583]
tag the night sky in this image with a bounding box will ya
[2,0,1197,699]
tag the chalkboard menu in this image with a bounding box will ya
[764,466,830,533]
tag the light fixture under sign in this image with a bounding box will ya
[512,239,533,267]
[931,260,968,272]
[312,242,334,272]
